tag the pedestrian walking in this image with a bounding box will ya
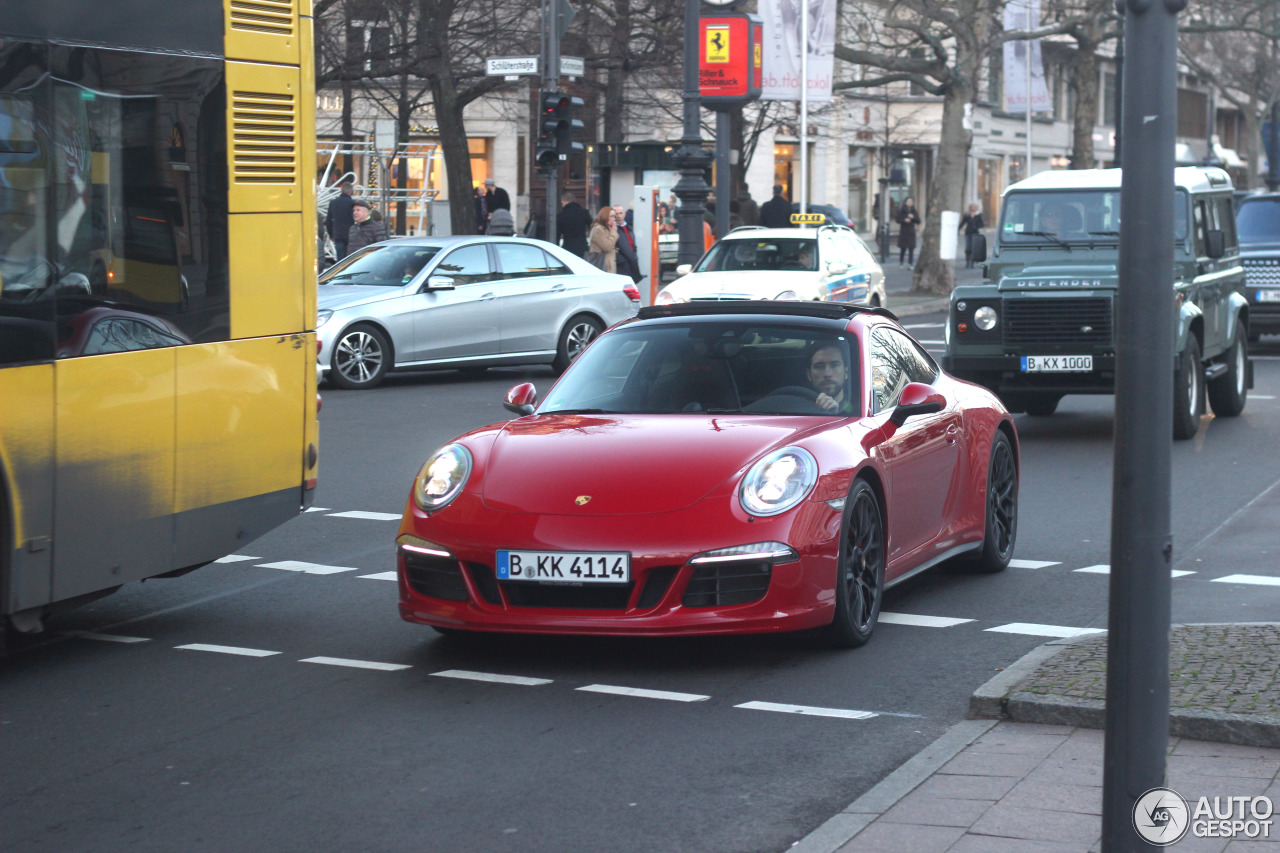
[585,207,618,273]
[473,186,489,234]
[613,205,642,283]
[959,203,985,269]
[485,177,511,213]
[896,197,921,267]
[347,198,388,252]
[324,181,356,263]
[759,184,792,228]
[556,192,592,256]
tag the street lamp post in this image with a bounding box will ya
[673,0,712,267]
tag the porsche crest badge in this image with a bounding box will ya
[575,496,592,506]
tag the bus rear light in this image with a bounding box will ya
[305,478,318,490]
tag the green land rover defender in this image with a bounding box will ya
[943,167,1252,440]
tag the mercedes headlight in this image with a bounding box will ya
[739,447,818,517]
[413,444,473,511]
[974,305,998,331]
[774,290,800,301]
[655,289,683,305]
[317,309,334,327]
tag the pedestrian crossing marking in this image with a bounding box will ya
[176,643,280,657]
[71,631,150,644]
[578,684,710,702]
[432,669,553,686]
[1074,564,1195,578]
[1009,559,1061,569]
[735,701,877,720]
[1212,574,1280,587]
[879,612,974,628]
[359,571,398,581]
[257,560,359,575]
[327,511,402,521]
[214,554,259,563]
[300,656,410,671]
[986,623,1105,639]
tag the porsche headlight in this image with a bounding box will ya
[974,305,998,331]
[739,447,818,517]
[413,444,472,511]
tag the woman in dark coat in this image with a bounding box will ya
[895,197,921,267]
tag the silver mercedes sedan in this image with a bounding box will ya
[317,236,640,389]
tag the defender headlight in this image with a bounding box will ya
[974,305,998,331]
[413,444,472,511]
[739,447,818,517]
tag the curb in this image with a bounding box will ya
[886,297,949,317]
[968,626,1280,749]
[789,718,997,853]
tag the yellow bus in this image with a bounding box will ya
[0,1,320,638]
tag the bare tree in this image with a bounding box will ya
[1047,0,1119,169]
[835,0,1073,295]
[1180,0,1280,188]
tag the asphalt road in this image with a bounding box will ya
[3,326,1279,853]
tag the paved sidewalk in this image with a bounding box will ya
[794,625,1280,852]
[879,257,981,318]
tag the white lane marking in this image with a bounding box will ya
[986,623,1105,639]
[70,631,150,644]
[735,701,877,720]
[1009,559,1061,569]
[1074,564,1196,578]
[432,669,553,686]
[327,511,402,521]
[879,612,974,628]
[300,656,411,671]
[214,554,259,564]
[176,643,280,657]
[257,560,359,575]
[305,507,331,513]
[914,339,945,345]
[1250,395,1276,399]
[577,684,710,703]
[359,571,399,581]
[1212,574,1280,587]
[902,323,943,329]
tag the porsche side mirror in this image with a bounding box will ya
[970,234,987,264]
[888,382,946,427]
[504,382,537,416]
[426,275,455,291]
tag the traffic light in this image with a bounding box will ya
[536,89,584,171]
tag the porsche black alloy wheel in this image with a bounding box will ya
[823,480,885,648]
[969,429,1018,573]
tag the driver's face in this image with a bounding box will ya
[807,346,847,397]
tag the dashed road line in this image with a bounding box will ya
[256,560,360,575]
[1212,574,1280,587]
[577,684,710,702]
[327,510,402,521]
[359,571,398,581]
[300,656,411,671]
[175,643,280,657]
[879,612,974,628]
[305,507,331,512]
[214,554,260,564]
[70,631,150,643]
[1009,559,1062,569]
[985,623,1105,639]
[1073,564,1196,578]
[735,701,877,720]
[431,669,553,686]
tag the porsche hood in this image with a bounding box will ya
[478,415,824,515]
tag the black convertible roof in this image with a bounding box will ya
[636,301,899,323]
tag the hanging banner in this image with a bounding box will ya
[758,0,835,102]
[1002,0,1051,114]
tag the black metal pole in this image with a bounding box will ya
[1102,0,1183,848]
[715,110,731,239]
[672,0,711,266]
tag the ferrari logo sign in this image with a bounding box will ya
[705,26,730,63]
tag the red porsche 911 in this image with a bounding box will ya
[396,302,1018,647]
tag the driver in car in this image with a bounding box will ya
[806,342,852,412]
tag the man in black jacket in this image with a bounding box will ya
[612,205,642,283]
[758,184,793,228]
[556,192,592,257]
[347,198,388,252]
[325,181,356,263]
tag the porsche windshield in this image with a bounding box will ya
[320,244,441,286]
[539,322,860,416]
[694,238,818,272]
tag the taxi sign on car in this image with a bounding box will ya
[790,212,825,225]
